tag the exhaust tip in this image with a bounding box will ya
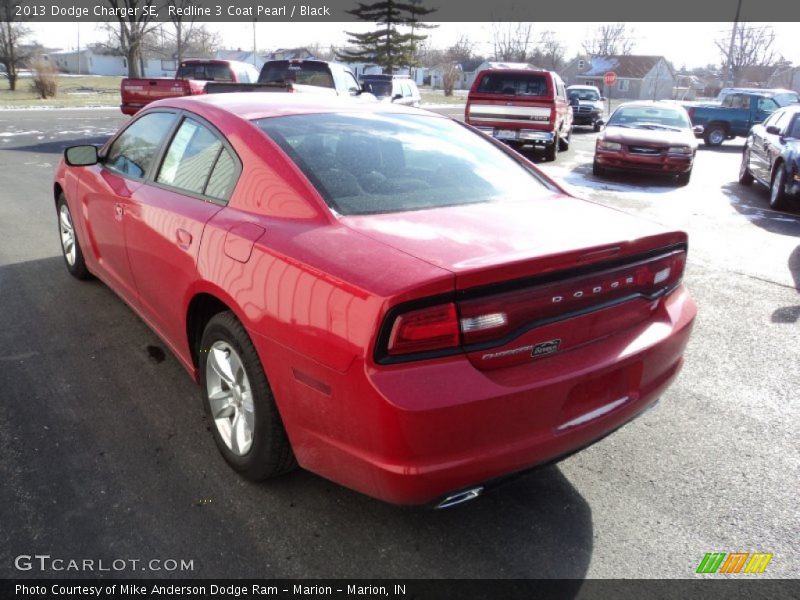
[434,486,484,509]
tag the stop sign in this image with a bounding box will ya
[604,71,617,86]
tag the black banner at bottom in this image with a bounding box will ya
[2,579,799,600]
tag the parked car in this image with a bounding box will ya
[738,104,800,211]
[360,74,421,107]
[120,59,259,115]
[55,93,696,507]
[686,91,783,146]
[593,101,698,185]
[567,84,605,131]
[465,67,573,161]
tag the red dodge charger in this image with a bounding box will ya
[54,94,696,507]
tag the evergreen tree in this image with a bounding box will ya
[337,1,436,72]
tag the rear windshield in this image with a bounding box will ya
[476,72,548,96]
[258,61,334,88]
[254,113,549,216]
[176,63,233,81]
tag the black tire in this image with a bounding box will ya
[738,147,754,186]
[558,126,571,151]
[769,164,791,212]
[593,120,602,132]
[199,311,296,480]
[676,170,692,186]
[56,193,91,280]
[544,134,559,161]
[703,125,727,146]
[592,160,606,177]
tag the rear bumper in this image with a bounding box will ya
[260,286,696,505]
[473,126,556,145]
[596,150,694,174]
[120,104,142,116]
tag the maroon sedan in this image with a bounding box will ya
[55,93,696,506]
[593,101,698,186]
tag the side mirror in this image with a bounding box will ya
[64,145,99,167]
[392,93,403,101]
[765,125,781,135]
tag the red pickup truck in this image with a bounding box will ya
[465,67,573,161]
[120,59,260,115]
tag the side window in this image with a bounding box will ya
[205,149,237,200]
[763,110,782,128]
[105,112,176,179]
[401,81,412,98]
[721,95,734,108]
[157,118,223,195]
[787,115,800,139]
[757,98,778,113]
[772,111,790,132]
[344,70,360,94]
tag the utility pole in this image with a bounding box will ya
[725,0,743,87]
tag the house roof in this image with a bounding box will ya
[580,55,668,79]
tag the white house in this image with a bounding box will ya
[46,47,176,78]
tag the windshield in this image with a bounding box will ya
[568,89,600,101]
[362,80,392,97]
[774,92,800,107]
[258,61,334,88]
[607,105,691,130]
[176,63,233,81]
[254,113,550,216]
[476,73,548,96]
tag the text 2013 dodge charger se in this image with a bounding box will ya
[55,94,696,507]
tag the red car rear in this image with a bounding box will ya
[465,67,574,161]
[54,94,696,506]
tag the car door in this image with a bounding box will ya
[124,114,241,349]
[763,110,792,181]
[752,110,788,182]
[81,110,178,304]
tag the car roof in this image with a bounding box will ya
[614,100,688,110]
[567,85,599,89]
[151,92,440,121]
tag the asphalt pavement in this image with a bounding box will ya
[0,107,797,579]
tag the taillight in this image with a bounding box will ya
[379,249,686,362]
[387,302,460,356]
[459,250,685,346]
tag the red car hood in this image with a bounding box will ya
[341,193,685,290]
[602,126,697,147]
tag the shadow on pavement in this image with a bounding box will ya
[771,245,800,323]
[720,182,800,236]
[0,256,594,583]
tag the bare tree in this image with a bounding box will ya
[491,22,533,62]
[582,23,635,56]
[534,30,565,71]
[716,25,780,86]
[0,0,31,91]
[167,0,195,64]
[104,0,159,78]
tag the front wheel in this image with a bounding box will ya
[57,194,91,280]
[676,170,692,186]
[769,166,791,212]
[738,147,754,185]
[592,159,606,177]
[199,311,296,480]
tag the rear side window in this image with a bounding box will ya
[157,118,223,195]
[787,115,800,139]
[258,61,334,88]
[105,112,176,179]
[254,113,550,216]
[476,72,548,96]
[176,63,234,81]
[205,150,237,199]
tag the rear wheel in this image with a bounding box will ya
[738,147,754,185]
[199,311,296,480]
[56,194,91,280]
[558,126,571,151]
[544,134,559,161]
[703,125,727,146]
[769,165,791,212]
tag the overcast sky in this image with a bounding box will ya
[26,21,800,70]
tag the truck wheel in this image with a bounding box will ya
[769,165,791,212]
[544,135,559,161]
[738,147,754,186]
[703,125,727,146]
[593,121,602,132]
[558,127,571,151]
[199,311,296,480]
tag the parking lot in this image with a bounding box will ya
[0,108,797,579]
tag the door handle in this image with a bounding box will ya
[176,228,193,249]
[114,203,124,221]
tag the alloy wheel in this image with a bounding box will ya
[205,341,255,456]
